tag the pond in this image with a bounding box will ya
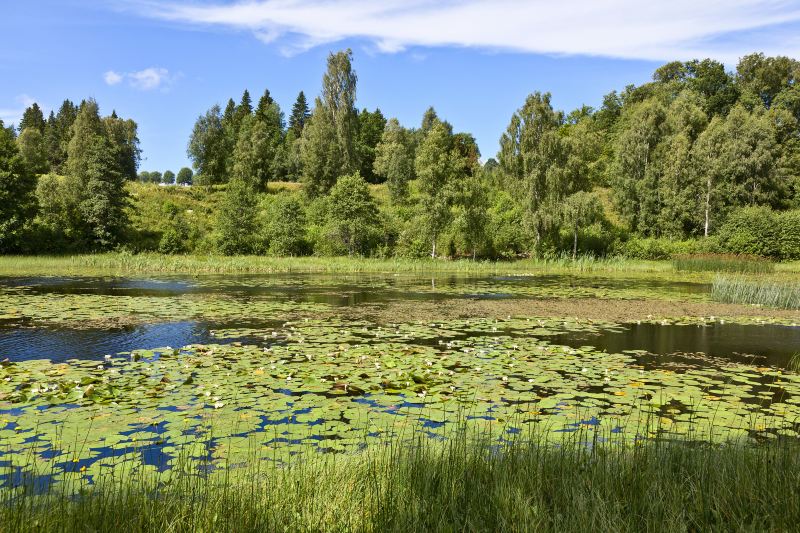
[1,273,799,490]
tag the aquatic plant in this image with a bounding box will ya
[673,254,775,274]
[712,276,800,309]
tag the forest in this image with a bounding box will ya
[1,50,799,260]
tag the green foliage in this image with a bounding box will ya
[16,127,49,175]
[373,118,414,204]
[65,102,130,250]
[0,121,37,251]
[715,206,779,257]
[187,105,226,185]
[216,177,259,255]
[712,276,800,309]
[288,90,310,137]
[322,172,380,256]
[162,170,176,184]
[356,107,387,183]
[18,102,45,134]
[176,167,193,185]
[301,50,359,197]
[673,254,775,273]
[776,210,800,260]
[261,194,309,256]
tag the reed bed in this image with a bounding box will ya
[712,275,800,309]
[2,429,799,532]
[673,254,775,274]
[0,253,671,277]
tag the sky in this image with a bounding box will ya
[3,0,800,172]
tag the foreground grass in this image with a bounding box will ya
[3,433,800,532]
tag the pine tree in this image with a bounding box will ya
[356,108,386,183]
[65,100,129,249]
[255,89,274,119]
[45,100,78,173]
[19,103,46,134]
[288,91,310,136]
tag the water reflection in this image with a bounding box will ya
[552,322,800,368]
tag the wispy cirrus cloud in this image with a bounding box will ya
[103,67,180,90]
[125,0,800,61]
[0,94,38,127]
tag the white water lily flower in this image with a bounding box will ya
[213,401,224,409]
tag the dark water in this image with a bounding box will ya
[0,274,796,365]
[0,321,259,363]
[0,272,708,305]
[553,322,800,367]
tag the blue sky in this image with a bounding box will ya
[3,0,800,172]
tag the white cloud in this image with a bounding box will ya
[128,67,172,90]
[0,94,38,127]
[104,70,124,85]
[103,67,179,91]
[130,0,800,62]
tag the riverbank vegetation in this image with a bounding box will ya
[712,275,800,309]
[2,51,800,261]
[3,431,800,532]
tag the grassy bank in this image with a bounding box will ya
[0,253,676,276]
[673,253,775,273]
[3,433,799,532]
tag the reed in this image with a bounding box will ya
[673,254,775,273]
[0,253,670,277]
[712,275,800,309]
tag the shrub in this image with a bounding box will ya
[776,210,800,261]
[715,206,779,257]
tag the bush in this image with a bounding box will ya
[715,206,779,257]
[776,210,800,260]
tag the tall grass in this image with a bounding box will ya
[0,253,672,277]
[673,254,775,273]
[2,430,800,532]
[712,275,800,309]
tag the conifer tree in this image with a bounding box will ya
[19,103,46,134]
[65,100,129,249]
[288,91,310,136]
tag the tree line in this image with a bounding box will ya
[1,99,139,251]
[1,50,799,258]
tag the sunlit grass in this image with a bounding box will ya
[0,253,677,276]
[712,276,800,309]
[2,428,799,532]
[673,254,775,274]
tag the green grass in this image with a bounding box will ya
[673,254,775,274]
[0,253,678,276]
[3,431,800,532]
[712,275,800,309]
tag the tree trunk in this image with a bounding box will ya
[572,225,578,261]
[431,237,436,259]
[704,177,711,237]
